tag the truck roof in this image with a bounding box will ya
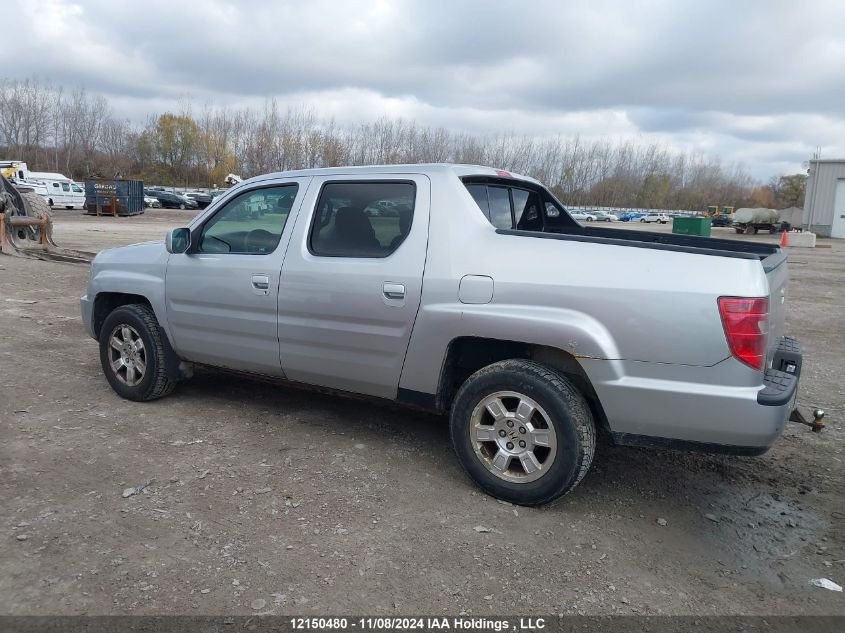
[29,171,73,181]
[248,163,540,185]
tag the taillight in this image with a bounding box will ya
[718,297,769,370]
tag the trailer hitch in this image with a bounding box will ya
[789,407,825,432]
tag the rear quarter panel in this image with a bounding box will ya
[399,172,770,395]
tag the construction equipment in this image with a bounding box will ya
[0,174,91,263]
[706,204,735,217]
[0,160,29,180]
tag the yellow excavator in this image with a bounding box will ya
[706,205,734,217]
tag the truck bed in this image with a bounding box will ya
[498,224,784,270]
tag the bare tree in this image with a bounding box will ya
[0,74,763,210]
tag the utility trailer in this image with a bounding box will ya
[734,207,783,234]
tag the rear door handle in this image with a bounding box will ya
[252,274,270,291]
[383,283,405,300]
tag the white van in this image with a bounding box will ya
[29,172,86,209]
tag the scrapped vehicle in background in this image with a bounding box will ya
[81,164,803,505]
[186,192,213,209]
[570,210,597,222]
[144,195,162,208]
[618,212,646,222]
[641,212,670,224]
[151,190,197,209]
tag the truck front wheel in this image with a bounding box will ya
[98,304,178,401]
[449,359,595,505]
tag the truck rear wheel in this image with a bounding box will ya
[99,304,178,401]
[449,359,595,505]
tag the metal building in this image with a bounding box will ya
[804,159,845,237]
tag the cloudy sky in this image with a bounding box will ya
[5,0,845,178]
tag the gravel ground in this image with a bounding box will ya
[0,214,843,615]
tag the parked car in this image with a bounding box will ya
[641,213,670,224]
[618,212,646,222]
[186,192,213,209]
[144,195,162,209]
[711,215,734,227]
[593,211,618,222]
[570,211,597,222]
[82,164,800,506]
[152,191,197,210]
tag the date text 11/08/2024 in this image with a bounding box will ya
[289,617,546,631]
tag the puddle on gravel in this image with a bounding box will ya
[702,489,826,586]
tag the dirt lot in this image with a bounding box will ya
[1,212,843,615]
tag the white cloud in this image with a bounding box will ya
[4,0,845,178]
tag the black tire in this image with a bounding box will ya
[99,304,177,401]
[179,203,186,210]
[19,192,53,243]
[449,359,596,505]
[585,217,593,222]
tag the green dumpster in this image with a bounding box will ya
[672,216,711,237]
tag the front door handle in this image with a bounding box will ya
[383,283,405,300]
[252,274,270,291]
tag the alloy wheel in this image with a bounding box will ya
[470,391,558,483]
[107,324,147,386]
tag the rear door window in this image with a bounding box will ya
[309,181,416,258]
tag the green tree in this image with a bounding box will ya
[151,113,201,185]
[771,173,807,208]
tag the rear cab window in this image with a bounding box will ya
[462,177,577,231]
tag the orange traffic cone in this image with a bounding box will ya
[780,230,789,248]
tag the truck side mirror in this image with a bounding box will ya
[165,227,191,254]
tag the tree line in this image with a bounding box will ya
[0,77,805,210]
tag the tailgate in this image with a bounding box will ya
[763,251,789,365]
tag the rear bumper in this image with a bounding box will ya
[585,336,802,454]
[758,336,801,406]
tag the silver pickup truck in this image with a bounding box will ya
[81,164,802,505]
